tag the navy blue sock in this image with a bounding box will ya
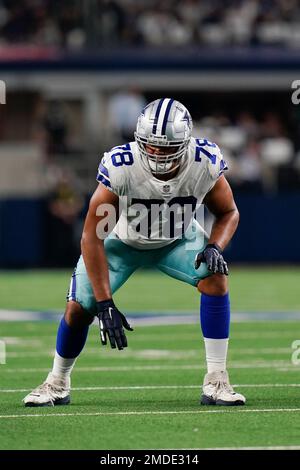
[56,317,89,359]
[200,293,230,339]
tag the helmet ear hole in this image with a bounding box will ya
[135,98,192,175]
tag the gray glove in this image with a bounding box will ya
[194,243,229,275]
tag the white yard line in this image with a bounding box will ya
[1,309,300,324]
[1,383,300,393]
[1,408,300,419]
[4,347,292,358]
[1,361,297,373]
[5,349,200,359]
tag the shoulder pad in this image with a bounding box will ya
[96,142,135,195]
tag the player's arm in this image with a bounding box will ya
[203,175,239,251]
[195,176,239,275]
[81,183,133,350]
[81,183,118,302]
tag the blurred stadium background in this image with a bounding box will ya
[0,0,300,451]
[0,0,300,270]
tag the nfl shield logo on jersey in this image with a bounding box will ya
[162,184,170,193]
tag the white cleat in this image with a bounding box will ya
[201,370,246,406]
[23,372,71,407]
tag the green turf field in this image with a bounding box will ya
[0,266,299,312]
[0,267,300,450]
[0,321,300,449]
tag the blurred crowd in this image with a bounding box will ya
[1,0,300,49]
[38,92,300,194]
[196,110,300,192]
[1,89,299,267]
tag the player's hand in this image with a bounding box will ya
[96,299,133,350]
[194,243,229,275]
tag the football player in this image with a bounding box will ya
[23,98,246,407]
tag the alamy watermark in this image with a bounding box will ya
[291,340,300,365]
[95,197,206,250]
[0,80,6,104]
[0,340,6,364]
[291,80,300,105]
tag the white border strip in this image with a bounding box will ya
[175,446,300,450]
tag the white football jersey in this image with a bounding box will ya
[96,137,227,249]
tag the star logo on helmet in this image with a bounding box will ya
[181,110,191,128]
